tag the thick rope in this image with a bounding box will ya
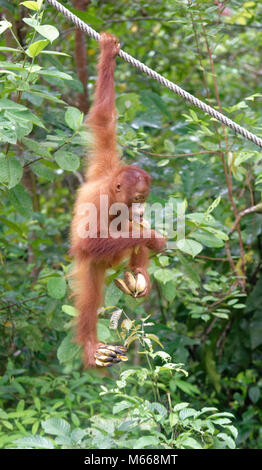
[45,0,262,149]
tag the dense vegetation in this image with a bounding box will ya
[0,0,261,449]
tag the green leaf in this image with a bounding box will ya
[65,107,83,131]
[23,19,59,43]
[161,280,177,303]
[177,238,203,257]
[61,305,77,317]
[105,281,123,307]
[6,409,37,418]
[0,70,18,79]
[198,407,218,415]
[176,252,200,286]
[227,298,239,306]
[27,40,49,58]
[154,268,176,284]
[41,418,70,436]
[217,432,236,449]
[47,276,67,299]
[22,325,43,351]
[33,397,41,411]
[147,402,167,420]
[169,412,179,427]
[54,150,80,171]
[186,212,216,226]
[97,319,112,342]
[248,386,260,404]
[32,421,40,434]
[22,137,51,157]
[191,231,224,248]
[136,90,164,128]
[40,50,70,57]
[25,88,65,104]
[234,151,254,167]
[113,400,133,414]
[159,256,169,267]
[5,109,45,129]
[0,409,8,419]
[0,158,23,189]
[133,435,159,449]
[205,195,221,215]
[117,93,141,121]
[179,407,197,420]
[209,412,235,419]
[203,226,229,241]
[14,435,54,449]
[225,425,238,440]
[32,163,54,181]
[0,158,8,184]
[38,69,73,80]
[214,418,232,425]
[0,61,28,70]
[176,380,200,396]
[17,399,25,412]
[57,333,80,364]
[36,25,59,42]
[180,437,202,449]
[157,159,169,167]
[0,46,21,52]
[9,184,33,218]
[213,312,229,319]
[0,98,27,111]
[0,216,24,236]
[21,1,39,10]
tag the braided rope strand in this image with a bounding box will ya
[45,0,262,149]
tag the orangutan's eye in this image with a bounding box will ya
[133,195,146,203]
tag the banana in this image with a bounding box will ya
[95,358,113,367]
[105,345,127,354]
[135,273,147,296]
[114,278,132,295]
[95,348,116,357]
[124,271,137,293]
[116,355,128,362]
[95,353,113,362]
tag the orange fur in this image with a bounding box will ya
[70,33,166,367]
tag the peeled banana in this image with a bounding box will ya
[135,273,147,295]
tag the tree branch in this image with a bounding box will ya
[228,203,262,235]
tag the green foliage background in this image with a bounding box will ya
[0,0,261,449]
